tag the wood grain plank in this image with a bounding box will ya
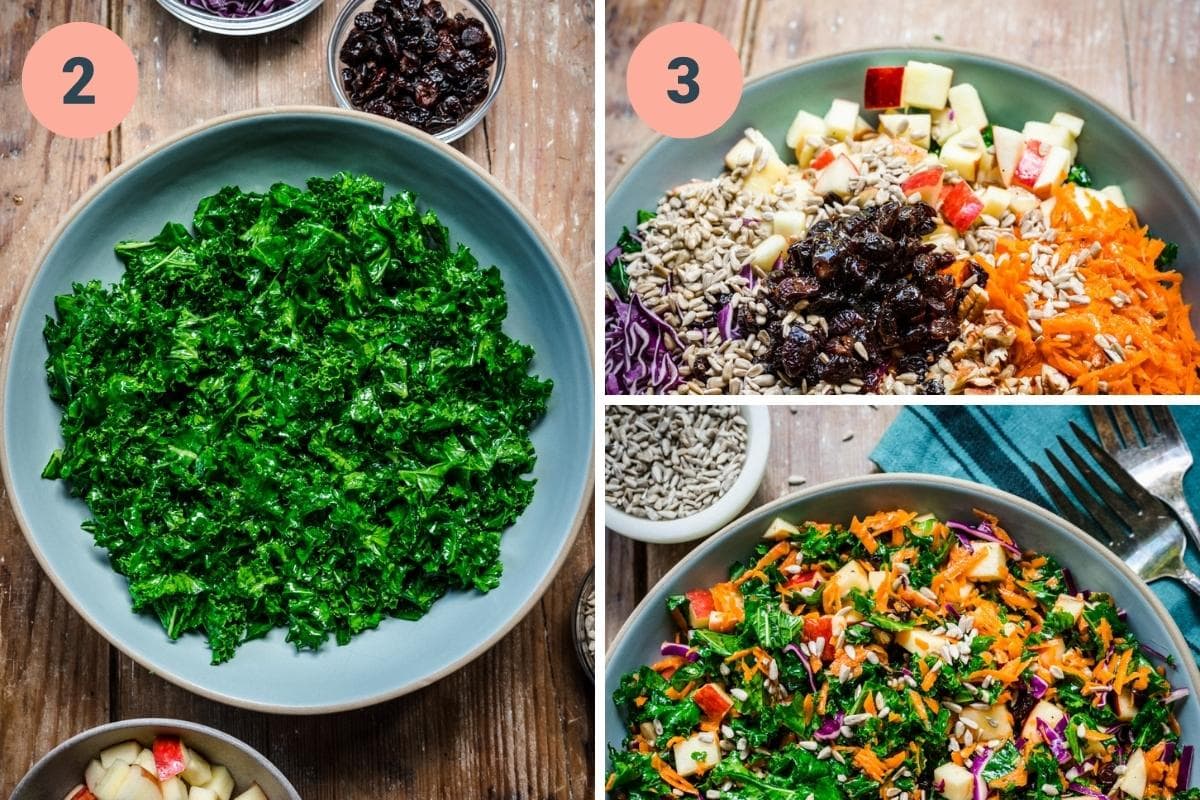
[1122,0,1200,187]
[606,406,899,636]
[605,0,755,183]
[0,2,114,794]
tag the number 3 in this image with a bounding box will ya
[63,56,96,105]
[667,56,699,104]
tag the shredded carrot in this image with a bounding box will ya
[976,184,1200,393]
[803,693,815,724]
[909,689,929,724]
[651,754,699,796]
[921,664,939,691]
[969,657,1032,686]
[666,681,695,701]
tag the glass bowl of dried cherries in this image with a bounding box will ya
[327,0,505,143]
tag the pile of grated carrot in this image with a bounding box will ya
[972,184,1200,393]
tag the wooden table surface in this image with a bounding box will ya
[0,2,595,798]
[605,406,900,641]
[605,0,1200,187]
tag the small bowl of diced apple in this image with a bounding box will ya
[11,719,301,800]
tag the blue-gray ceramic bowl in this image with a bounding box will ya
[1,106,592,713]
[605,474,1200,770]
[606,47,1200,387]
[12,719,301,800]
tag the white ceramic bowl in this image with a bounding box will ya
[155,0,324,36]
[605,406,770,544]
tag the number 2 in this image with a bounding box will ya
[62,56,96,105]
[667,56,699,104]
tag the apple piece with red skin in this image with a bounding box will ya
[814,155,859,199]
[685,589,714,629]
[803,616,836,660]
[66,785,98,800]
[940,183,984,231]
[153,736,187,782]
[810,148,836,171]
[1012,140,1047,190]
[785,569,822,590]
[863,66,905,110]
[900,166,944,205]
[692,682,735,721]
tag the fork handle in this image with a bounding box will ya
[1165,494,1200,554]
[1178,568,1200,600]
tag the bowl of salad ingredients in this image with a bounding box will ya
[1,106,592,713]
[605,405,771,544]
[605,473,1200,800]
[605,47,1200,395]
[155,0,324,36]
[12,719,299,800]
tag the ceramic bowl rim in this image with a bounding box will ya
[0,104,593,714]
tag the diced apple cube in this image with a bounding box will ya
[189,790,219,800]
[161,779,188,800]
[115,767,164,800]
[833,560,871,598]
[180,746,213,787]
[868,571,888,593]
[86,760,107,793]
[923,224,959,251]
[901,60,954,109]
[763,517,800,541]
[1033,145,1072,198]
[878,113,932,148]
[1020,700,1067,744]
[65,785,95,800]
[992,125,1025,187]
[901,166,945,205]
[231,787,269,800]
[960,703,1014,742]
[771,210,808,239]
[939,128,985,181]
[673,732,721,778]
[692,682,735,721]
[854,116,874,139]
[1052,594,1086,621]
[896,628,952,657]
[814,155,859,199]
[202,766,235,800]
[1013,141,1047,190]
[1007,187,1040,214]
[135,749,156,773]
[153,736,187,783]
[824,98,860,141]
[724,129,778,170]
[864,66,906,110]
[947,84,988,131]
[1120,749,1148,799]
[941,183,984,231]
[1050,112,1085,137]
[965,541,1007,581]
[785,109,828,149]
[1023,121,1075,151]
[1116,686,1138,721]
[931,107,961,145]
[934,762,975,800]
[749,234,789,270]
[743,158,789,195]
[980,186,1011,218]
[101,741,142,769]
[1101,185,1128,208]
[95,764,133,800]
[686,589,714,628]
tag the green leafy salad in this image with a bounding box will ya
[42,173,551,664]
[608,510,1196,800]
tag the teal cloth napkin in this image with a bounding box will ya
[871,406,1200,657]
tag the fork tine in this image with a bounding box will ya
[1068,422,1164,510]
[1149,406,1185,444]
[1058,434,1143,530]
[1045,448,1130,543]
[1111,406,1142,448]
[1088,406,1123,453]
[1130,406,1160,443]
[1032,461,1112,543]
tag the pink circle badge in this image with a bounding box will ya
[626,22,744,139]
[21,22,138,140]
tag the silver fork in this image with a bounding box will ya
[1031,423,1200,598]
[1089,406,1200,552]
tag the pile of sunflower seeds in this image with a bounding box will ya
[604,405,748,519]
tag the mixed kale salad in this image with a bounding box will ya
[608,510,1196,800]
[43,173,550,664]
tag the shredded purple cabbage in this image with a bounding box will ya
[1029,674,1049,699]
[1165,687,1190,704]
[1067,783,1110,800]
[716,303,738,342]
[1181,745,1194,790]
[947,519,1021,557]
[605,244,621,268]
[179,0,296,16]
[783,643,817,693]
[739,263,757,290]
[660,641,699,661]
[604,294,683,395]
[814,712,844,740]
[1038,717,1073,765]
[970,747,992,800]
